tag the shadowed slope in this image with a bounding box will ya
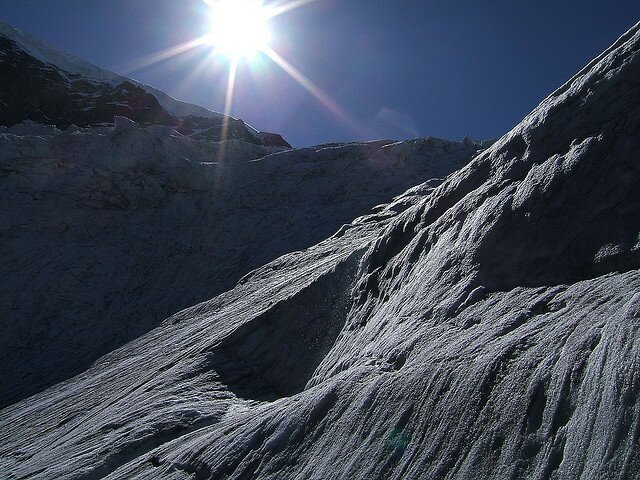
[0,121,478,407]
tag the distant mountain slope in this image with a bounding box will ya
[0,20,290,147]
[1,20,638,480]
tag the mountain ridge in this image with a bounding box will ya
[0,20,218,119]
[0,19,291,147]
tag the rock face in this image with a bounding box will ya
[0,21,291,147]
[1,20,639,480]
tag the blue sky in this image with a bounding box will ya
[1,1,639,146]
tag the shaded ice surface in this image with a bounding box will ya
[0,119,479,406]
[1,20,640,480]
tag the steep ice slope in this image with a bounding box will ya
[2,20,639,480]
[0,117,479,407]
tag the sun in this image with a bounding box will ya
[124,0,350,140]
[206,0,272,59]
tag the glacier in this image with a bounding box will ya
[0,17,639,480]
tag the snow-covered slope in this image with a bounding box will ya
[0,117,480,408]
[1,19,639,480]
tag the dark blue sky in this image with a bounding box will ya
[1,1,639,146]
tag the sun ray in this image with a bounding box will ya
[261,45,354,126]
[266,0,319,18]
[218,57,239,161]
[222,58,238,126]
[172,50,219,101]
[119,36,210,75]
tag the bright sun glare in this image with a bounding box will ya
[207,0,271,59]
[128,0,354,148]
